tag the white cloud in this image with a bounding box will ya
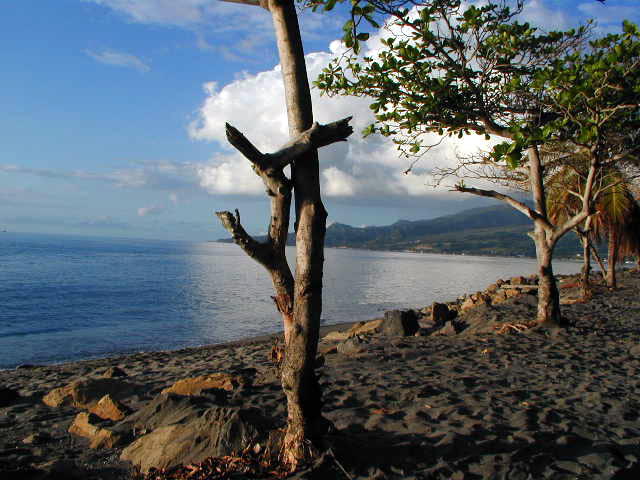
[137,205,165,216]
[188,39,497,199]
[84,0,340,59]
[85,49,150,73]
[519,0,572,31]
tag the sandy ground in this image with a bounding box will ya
[1,270,639,479]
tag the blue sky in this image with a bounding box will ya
[1,0,638,241]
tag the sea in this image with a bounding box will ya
[0,232,580,369]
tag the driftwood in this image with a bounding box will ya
[216,117,353,271]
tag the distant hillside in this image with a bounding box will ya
[218,204,582,257]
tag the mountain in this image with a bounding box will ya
[217,204,582,257]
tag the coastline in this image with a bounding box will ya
[2,270,639,479]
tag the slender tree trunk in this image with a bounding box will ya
[589,243,607,282]
[269,0,328,467]
[528,146,564,326]
[607,229,619,289]
[579,232,592,299]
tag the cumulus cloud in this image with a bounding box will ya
[137,205,165,216]
[85,49,150,73]
[188,38,496,199]
[519,0,572,31]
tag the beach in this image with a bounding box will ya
[1,270,639,479]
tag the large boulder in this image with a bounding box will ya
[161,373,242,396]
[68,412,124,449]
[381,310,419,336]
[431,303,450,325]
[121,393,215,433]
[43,378,137,409]
[120,407,271,473]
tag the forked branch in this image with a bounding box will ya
[226,117,353,172]
[215,209,274,269]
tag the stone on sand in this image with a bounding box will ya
[42,378,136,409]
[323,330,351,342]
[337,336,368,356]
[161,373,242,396]
[100,366,128,378]
[381,310,419,336]
[68,412,123,449]
[431,302,451,324]
[89,394,129,421]
[120,407,270,473]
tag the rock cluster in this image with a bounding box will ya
[39,368,267,473]
[320,274,543,354]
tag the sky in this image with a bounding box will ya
[1,0,638,241]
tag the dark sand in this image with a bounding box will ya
[1,270,639,479]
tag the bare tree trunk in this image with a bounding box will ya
[268,0,328,467]
[579,232,592,298]
[216,0,354,463]
[589,243,608,282]
[607,229,619,289]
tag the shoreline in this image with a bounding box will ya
[2,270,639,479]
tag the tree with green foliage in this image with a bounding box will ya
[315,0,640,326]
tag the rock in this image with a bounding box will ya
[349,319,382,336]
[68,412,123,449]
[337,336,368,356]
[491,290,509,305]
[630,344,640,357]
[381,310,419,336]
[461,293,492,312]
[89,394,129,421]
[22,432,51,445]
[510,276,527,285]
[121,407,270,473]
[431,302,450,325]
[322,330,351,342]
[42,378,136,409]
[434,321,457,336]
[318,344,338,356]
[122,393,214,433]
[161,373,242,396]
[101,366,127,378]
[485,283,499,294]
[0,387,20,407]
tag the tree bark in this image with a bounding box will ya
[607,229,619,289]
[268,0,329,468]
[533,223,564,326]
[528,146,564,326]
[579,232,592,299]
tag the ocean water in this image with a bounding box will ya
[0,232,580,368]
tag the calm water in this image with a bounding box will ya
[0,232,579,368]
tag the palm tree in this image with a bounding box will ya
[591,180,640,288]
[547,157,640,293]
